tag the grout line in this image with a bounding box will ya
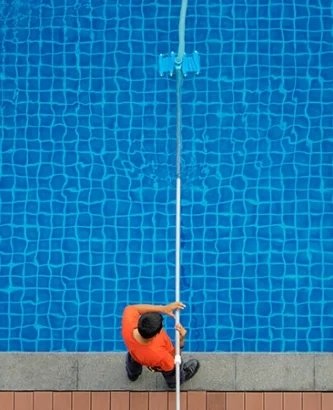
[313,354,316,390]
[75,358,79,390]
[234,354,237,390]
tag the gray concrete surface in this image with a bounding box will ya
[0,353,332,391]
[0,354,77,390]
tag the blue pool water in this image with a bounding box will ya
[0,0,333,352]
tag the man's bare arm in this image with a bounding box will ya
[128,302,185,317]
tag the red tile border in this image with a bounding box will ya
[0,391,332,409]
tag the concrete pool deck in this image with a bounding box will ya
[0,353,332,391]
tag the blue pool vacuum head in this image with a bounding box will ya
[159,50,200,77]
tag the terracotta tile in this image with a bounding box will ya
[207,392,226,410]
[111,392,129,410]
[0,392,14,410]
[92,392,110,410]
[168,392,187,410]
[34,392,52,410]
[246,392,263,410]
[148,392,168,410]
[53,392,72,410]
[130,392,148,410]
[226,393,244,410]
[15,393,33,410]
[264,393,283,410]
[73,392,91,410]
[284,393,302,410]
[187,392,206,410]
[322,392,333,410]
[303,392,321,410]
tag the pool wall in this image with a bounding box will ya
[0,353,332,391]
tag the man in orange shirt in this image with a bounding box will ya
[121,301,200,388]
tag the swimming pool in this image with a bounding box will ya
[0,0,332,352]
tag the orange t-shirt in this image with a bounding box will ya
[121,306,175,372]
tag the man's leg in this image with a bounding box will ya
[162,359,200,388]
[161,365,185,388]
[126,352,142,381]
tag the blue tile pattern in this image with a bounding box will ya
[0,0,333,351]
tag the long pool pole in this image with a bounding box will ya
[175,1,188,409]
[174,64,183,410]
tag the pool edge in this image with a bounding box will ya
[0,353,332,391]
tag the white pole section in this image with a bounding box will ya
[175,173,182,410]
[177,0,188,64]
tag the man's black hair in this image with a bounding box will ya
[138,312,163,339]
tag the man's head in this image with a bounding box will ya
[138,312,163,339]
